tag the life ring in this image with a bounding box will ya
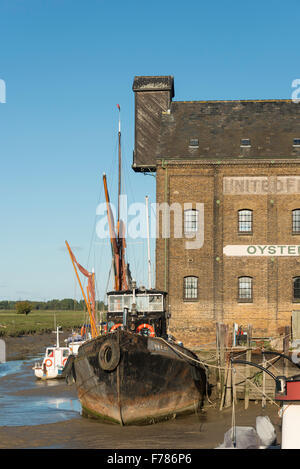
[110,323,122,332]
[98,339,120,371]
[136,323,155,337]
[45,359,52,367]
[62,358,67,366]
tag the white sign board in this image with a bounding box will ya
[223,176,300,195]
[223,245,300,257]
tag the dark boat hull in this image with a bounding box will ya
[67,329,207,425]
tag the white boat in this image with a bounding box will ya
[64,331,86,356]
[33,327,74,380]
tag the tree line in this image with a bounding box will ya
[0,299,107,311]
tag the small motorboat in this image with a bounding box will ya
[65,331,86,356]
[33,327,72,380]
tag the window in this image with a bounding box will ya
[184,209,198,234]
[293,138,300,147]
[189,138,199,148]
[238,277,253,302]
[184,276,198,300]
[240,138,251,147]
[238,209,253,234]
[293,277,300,301]
[292,210,300,233]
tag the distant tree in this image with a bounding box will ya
[98,301,108,311]
[16,301,32,315]
[60,298,75,310]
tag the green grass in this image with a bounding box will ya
[0,310,88,337]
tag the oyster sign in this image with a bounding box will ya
[223,245,300,256]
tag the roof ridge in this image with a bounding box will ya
[172,99,293,104]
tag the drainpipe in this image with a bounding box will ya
[161,160,168,292]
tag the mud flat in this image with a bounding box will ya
[4,331,73,360]
[0,333,282,449]
[0,402,281,449]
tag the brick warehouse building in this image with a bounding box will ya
[132,75,300,347]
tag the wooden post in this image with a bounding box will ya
[283,326,290,378]
[232,364,237,404]
[220,324,226,397]
[262,352,266,409]
[216,323,221,398]
[224,329,233,408]
[219,324,231,410]
[216,322,227,400]
[244,324,253,410]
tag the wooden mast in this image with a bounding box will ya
[145,196,152,289]
[102,105,129,292]
[117,104,121,236]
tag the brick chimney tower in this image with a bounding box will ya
[132,76,174,172]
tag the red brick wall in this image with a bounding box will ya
[155,160,300,347]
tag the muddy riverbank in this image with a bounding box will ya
[0,333,282,449]
[0,401,281,449]
[4,331,73,360]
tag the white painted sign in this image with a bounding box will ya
[223,245,300,256]
[223,176,300,195]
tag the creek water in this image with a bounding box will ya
[0,355,81,426]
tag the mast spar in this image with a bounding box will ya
[117,103,121,235]
[145,196,152,290]
[102,104,131,292]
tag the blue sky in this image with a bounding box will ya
[0,0,299,302]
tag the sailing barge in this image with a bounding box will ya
[64,105,207,425]
[64,287,207,425]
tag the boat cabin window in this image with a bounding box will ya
[148,295,164,312]
[136,295,148,312]
[47,348,54,357]
[109,295,123,312]
[108,293,164,313]
[63,349,70,357]
[123,295,132,309]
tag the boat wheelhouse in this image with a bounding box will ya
[106,288,169,338]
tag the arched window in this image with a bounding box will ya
[184,209,198,234]
[183,276,198,300]
[238,276,253,302]
[238,209,253,234]
[293,277,300,301]
[292,210,300,233]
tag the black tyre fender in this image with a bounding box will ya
[98,339,120,371]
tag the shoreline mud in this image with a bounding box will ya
[4,331,74,360]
